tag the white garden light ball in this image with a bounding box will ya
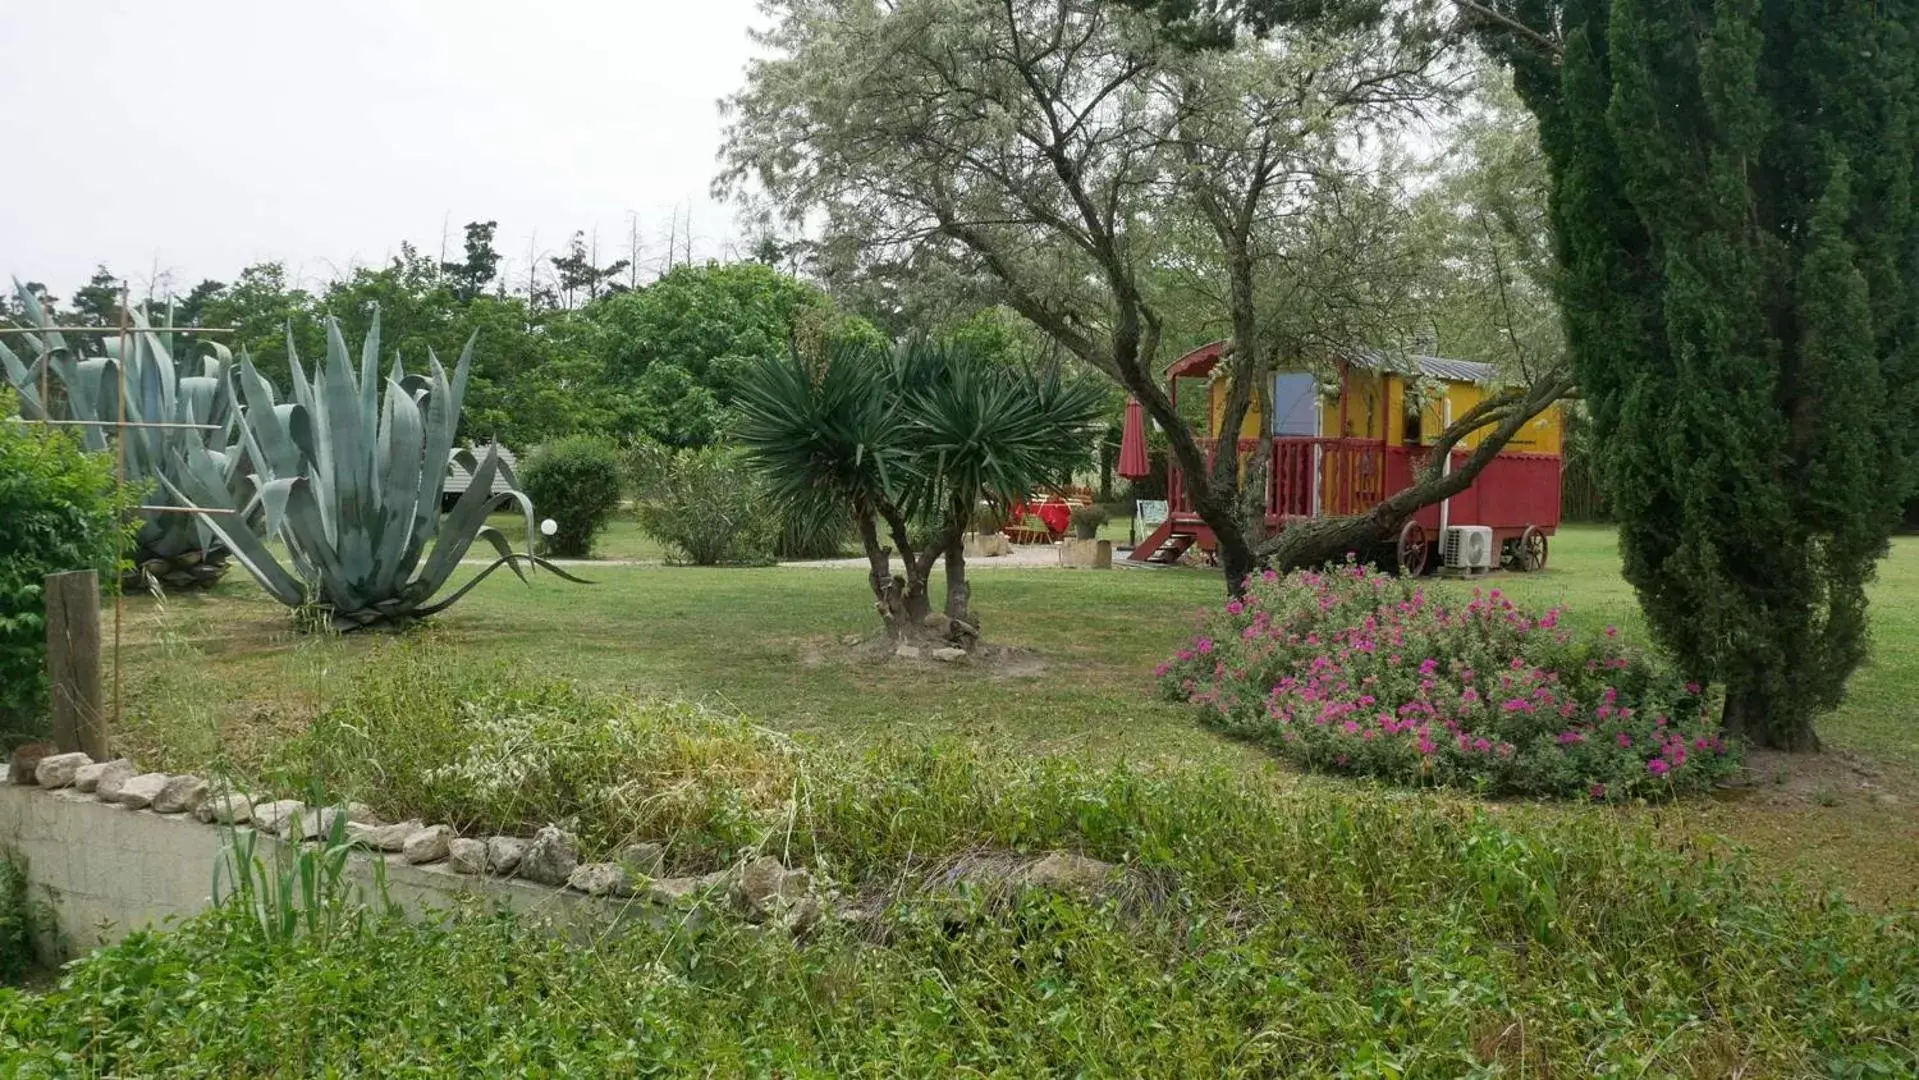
[540,518,558,537]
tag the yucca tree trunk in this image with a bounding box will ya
[943,520,976,640]
[855,513,914,635]
[856,506,978,646]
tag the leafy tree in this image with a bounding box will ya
[67,265,122,328]
[626,363,723,449]
[585,262,862,405]
[1466,0,1919,749]
[719,0,1567,593]
[194,262,323,387]
[171,279,227,326]
[736,339,1104,645]
[441,220,503,302]
[1407,65,1564,383]
[551,231,632,308]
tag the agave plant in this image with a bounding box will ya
[0,280,256,590]
[168,313,585,630]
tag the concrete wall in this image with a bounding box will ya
[0,785,607,965]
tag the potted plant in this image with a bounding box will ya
[1069,504,1111,540]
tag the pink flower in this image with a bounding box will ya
[1589,783,1607,800]
[1473,737,1492,753]
[1647,758,1670,776]
[1196,637,1214,655]
[1684,681,1701,695]
[1226,600,1244,615]
[1418,658,1438,676]
[1557,730,1584,745]
[1616,733,1633,748]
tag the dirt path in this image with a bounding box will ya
[472,543,1139,571]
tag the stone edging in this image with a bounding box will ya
[9,747,826,932]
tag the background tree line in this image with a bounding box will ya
[4,228,889,455]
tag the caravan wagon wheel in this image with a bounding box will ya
[1518,526,1549,572]
[1396,520,1430,577]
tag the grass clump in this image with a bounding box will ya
[1159,563,1740,800]
[268,641,800,863]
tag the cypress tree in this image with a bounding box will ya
[1489,0,1919,749]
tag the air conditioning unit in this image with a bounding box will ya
[1442,525,1496,571]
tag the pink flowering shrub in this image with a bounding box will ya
[1156,563,1738,800]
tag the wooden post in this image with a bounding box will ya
[45,570,107,759]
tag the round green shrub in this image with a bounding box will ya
[518,436,624,558]
[1158,562,1740,800]
[0,391,128,740]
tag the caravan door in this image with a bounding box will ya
[1271,372,1322,517]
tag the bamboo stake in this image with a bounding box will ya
[7,417,222,431]
[0,325,236,335]
[114,288,128,736]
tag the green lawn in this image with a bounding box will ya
[110,525,1919,908]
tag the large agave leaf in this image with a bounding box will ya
[160,452,305,606]
[414,446,534,597]
[259,475,371,613]
[370,376,425,598]
[0,338,49,417]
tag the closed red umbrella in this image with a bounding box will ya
[1118,398,1151,479]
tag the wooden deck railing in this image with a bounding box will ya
[1169,437,1394,521]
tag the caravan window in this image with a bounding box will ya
[1270,372,1318,437]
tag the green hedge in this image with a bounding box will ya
[0,392,128,740]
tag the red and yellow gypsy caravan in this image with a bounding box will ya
[1128,342,1564,575]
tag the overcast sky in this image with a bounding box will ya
[0,0,764,300]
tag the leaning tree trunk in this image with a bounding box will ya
[1258,374,1574,573]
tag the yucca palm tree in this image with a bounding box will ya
[736,338,1102,646]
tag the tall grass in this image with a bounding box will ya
[2,791,1914,1075]
[17,644,1910,1074]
